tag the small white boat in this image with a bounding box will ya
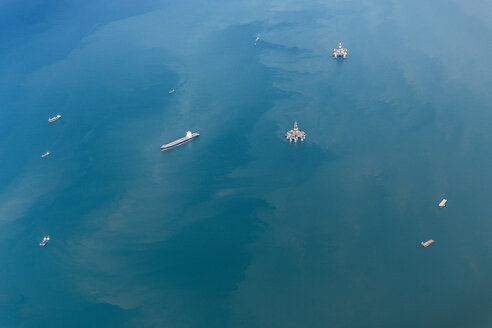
[48,114,61,123]
[169,89,175,94]
[438,199,447,208]
[41,152,50,158]
[254,35,260,46]
[40,236,50,247]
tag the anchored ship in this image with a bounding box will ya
[169,89,175,94]
[438,199,447,208]
[40,236,50,247]
[333,41,348,59]
[41,152,50,158]
[48,114,61,123]
[421,239,435,247]
[161,131,200,151]
[285,121,306,142]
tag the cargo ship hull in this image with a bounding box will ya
[421,239,435,247]
[48,115,61,123]
[161,132,199,151]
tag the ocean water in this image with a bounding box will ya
[1,0,492,327]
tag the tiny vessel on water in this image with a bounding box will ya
[421,239,435,247]
[333,41,348,59]
[41,152,50,158]
[161,131,200,151]
[169,89,175,94]
[48,114,61,123]
[254,35,260,46]
[285,121,306,142]
[438,199,447,208]
[40,236,50,247]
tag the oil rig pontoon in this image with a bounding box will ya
[285,121,306,142]
[333,41,348,59]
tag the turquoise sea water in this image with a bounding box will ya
[1,0,492,327]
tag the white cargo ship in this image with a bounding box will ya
[40,236,50,247]
[161,131,200,151]
[48,114,61,123]
[169,89,175,94]
[41,152,50,158]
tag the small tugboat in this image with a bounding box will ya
[40,236,50,247]
[48,114,61,123]
[41,152,50,158]
[421,239,435,247]
[254,35,260,46]
[169,89,175,94]
[161,131,200,151]
[333,41,348,59]
[438,199,447,208]
[285,121,306,142]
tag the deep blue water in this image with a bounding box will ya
[1,0,492,327]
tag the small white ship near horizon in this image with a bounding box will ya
[286,121,306,142]
[48,114,61,123]
[161,131,200,151]
[40,236,50,247]
[333,41,348,59]
[438,199,447,208]
[169,89,175,94]
[254,35,260,46]
[41,152,50,158]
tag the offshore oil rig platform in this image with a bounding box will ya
[333,41,348,59]
[285,121,306,142]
